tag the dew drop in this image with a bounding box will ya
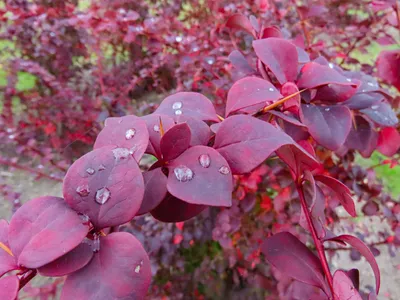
[328,63,334,69]
[175,36,183,42]
[172,101,182,110]
[325,108,330,112]
[367,82,375,87]
[153,124,160,132]
[95,187,111,205]
[346,78,352,82]
[371,105,379,110]
[135,265,141,273]
[76,185,90,197]
[92,235,100,253]
[175,109,182,116]
[174,165,194,182]
[198,154,211,168]
[86,167,95,175]
[218,166,230,175]
[112,148,131,160]
[268,87,275,92]
[98,164,106,171]
[125,128,136,140]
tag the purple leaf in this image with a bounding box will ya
[61,232,151,300]
[345,269,360,290]
[343,92,384,110]
[63,146,145,230]
[360,101,398,127]
[8,196,89,269]
[261,232,328,292]
[154,92,219,122]
[344,115,378,158]
[0,275,19,300]
[160,123,191,161]
[276,144,320,177]
[314,175,356,217]
[38,241,93,277]
[296,47,311,64]
[228,50,256,75]
[225,14,255,37]
[326,235,380,294]
[297,62,358,89]
[300,104,352,150]
[177,116,211,146]
[267,110,306,127]
[137,168,168,215]
[333,270,362,300]
[253,38,298,84]
[314,83,358,103]
[94,115,149,162]
[0,220,17,277]
[167,145,232,207]
[141,114,175,158]
[151,193,206,222]
[225,77,282,116]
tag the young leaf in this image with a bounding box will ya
[253,38,298,84]
[300,104,352,150]
[8,196,89,269]
[376,49,400,91]
[333,270,362,300]
[137,168,168,215]
[61,232,151,300]
[160,123,191,162]
[225,14,255,37]
[0,220,17,277]
[63,146,145,229]
[261,232,328,292]
[93,115,149,162]
[0,275,19,300]
[167,145,233,207]
[225,77,282,116]
[377,127,400,157]
[177,116,211,147]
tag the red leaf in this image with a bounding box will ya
[333,270,362,300]
[0,220,17,277]
[225,14,255,37]
[360,101,398,127]
[260,26,282,39]
[63,146,144,229]
[377,127,400,157]
[167,145,232,207]
[151,193,206,222]
[137,168,168,215]
[0,275,19,300]
[225,77,282,116]
[297,62,358,89]
[300,104,352,150]
[261,232,328,293]
[38,241,93,277]
[314,175,356,217]
[61,232,151,300]
[376,49,400,91]
[155,92,219,122]
[8,196,89,269]
[160,123,191,161]
[326,235,380,294]
[94,115,149,162]
[253,38,298,84]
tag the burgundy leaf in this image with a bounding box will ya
[300,104,352,150]
[94,115,149,162]
[360,101,398,127]
[281,82,301,111]
[167,145,232,207]
[345,269,360,291]
[314,83,358,103]
[137,168,168,215]
[160,123,191,161]
[377,127,400,157]
[151,193,206,222]
[253,38,298,84]
[63,146,144,229]
[376,49,400,91]
[297,62,358,89]
[344,115,378,158]
[261,232,328,292]
[260,26,283,39]
[362,201,379,216]
[325,235,380,293]
[343,92,384,110]
[225,77,282,116]
[333,270,362,300]
[0,275,19,300]
[267,110,306,127]
[141,114,175,158]
[154,92,219,122]
[228,50,256,75]
[314,175,356,217]
[177,116,211,146]
[8,196,89,269]
[276,144,320,177]
[225,14,255,37]
[0,220,17,277]
[61,232,151,300]
[38,241,93,277]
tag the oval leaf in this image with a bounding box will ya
[63,146,145,229]
[333,270,362,300]
[376,49,400,91]
[177,116,211,147]
[8,196,89,269]
[360,101,398,127]
[0,275,19,300]
[94,115,149,162]
[0,221,17,277]
[137,168,168,215]
[160,123,191,162]
[225,14,255,36]
[377,127,400,157]
[300,104,352,150]
[61,232,151,300]
[167,145,232,207]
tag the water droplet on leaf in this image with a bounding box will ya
[172,101,182,109]
[268,87,274,92]
[76,185,90,197]
[346,78,351,82]
[328,63,334,68]
[175,109,182,115]
[95,187,111,205]
[325,108,330,112]
[218,166,230,175]
[86,167,95,175]
[367,82,375,87]
[135,265,141,273]
[112,148,131,160]
[125,128,136,140]
[153,125,160,132]
[174,165,194,182]
[198,154,211,168]
[98,164,106,171]
[371,105,379,110]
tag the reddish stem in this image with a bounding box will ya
[19,269,37,291]
[296,182,335,299]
